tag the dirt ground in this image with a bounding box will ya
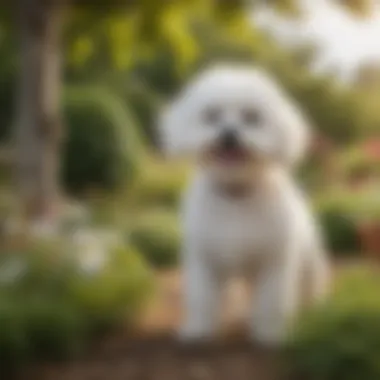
[24,271,288,380]
[30,336,281,380]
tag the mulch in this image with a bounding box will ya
[25,333,283,380]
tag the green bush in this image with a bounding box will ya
[128,158,190,209]
[0,295,86,367]
[118,82,163,146]
[0,73,14,142]
[0,295,30,369]
[70,246,153,330]
[62,86,146,194]
[287,266,380,380]
[344,187,380,225]
[315,187,380,257]
[0,240,152,371]
[21,297,85,360]
[338,145,380,182]
[0,34,16,143]
[315,193,361,256]
[317,207,360,255]
[129,209,181,268]
[0,250,86,368]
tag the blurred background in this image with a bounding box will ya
[1,0,380,379]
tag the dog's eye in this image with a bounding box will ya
[202,107,222,126]
[241,108,261,126]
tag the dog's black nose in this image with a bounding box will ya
[220,130,240,150]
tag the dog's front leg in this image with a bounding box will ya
[178,249,221,342]
[250,251,301,346]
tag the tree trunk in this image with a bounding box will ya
[15,0,67,228]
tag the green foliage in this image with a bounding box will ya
[17,298,84,359]
[129,209,181,268]
[125,87,161,144]
[0,240,152,372]
[0,296,30,369]
[3,0,380,151]
[0,24,16,142]
[0,250,85,368]
[314,184,380,257]
[338,145,380,181]
[345,187,380,224]
[0,72,14,142]
[62,86,146,194]
[70,246,153,330]
[315,194,360,255]
[125,6,378,145]
[66,1,202,75]
[287,266,380,380]
[111,78,163,145]
[128,159,190,209]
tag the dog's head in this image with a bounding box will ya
[160,65,309,182]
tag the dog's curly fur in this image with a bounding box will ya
[160,64,330,345]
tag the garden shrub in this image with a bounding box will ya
[315,186,380,257]
[314,193,361,256]
[120,82,163,146]
[0,295,86,367]
[0,249,86,368]
[287,266,380,380]
[338,145,380,183]
[129,209,181,268]
[317,206,360,255]
[0,295,30,369]
[70,246,153,330]
[344,186,380,225]
[128,158,190,210]
[20,297,86,360]
[62,86,146,194]
[0,73,14,142]
[0,239,152,372]
[0,40,16,143]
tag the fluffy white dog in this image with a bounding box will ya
[160,64,330,345]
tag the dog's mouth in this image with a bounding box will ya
[210,145,251,164]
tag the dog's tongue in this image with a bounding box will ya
[218,148,247,162]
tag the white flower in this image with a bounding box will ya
[70,227,122,274]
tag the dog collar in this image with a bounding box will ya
[212,181,256,200]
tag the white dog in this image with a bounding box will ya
[160,65,330,345]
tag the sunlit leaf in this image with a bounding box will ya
[160,5,200,73]
[262,0,301,16]
[104,12,139,69]
[69,35,94,67]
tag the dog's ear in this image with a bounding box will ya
[159,84,204,157]
[158,69,214,157]
[277,97,310,168]
[246,68,310,168]
[159,99,187,157]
